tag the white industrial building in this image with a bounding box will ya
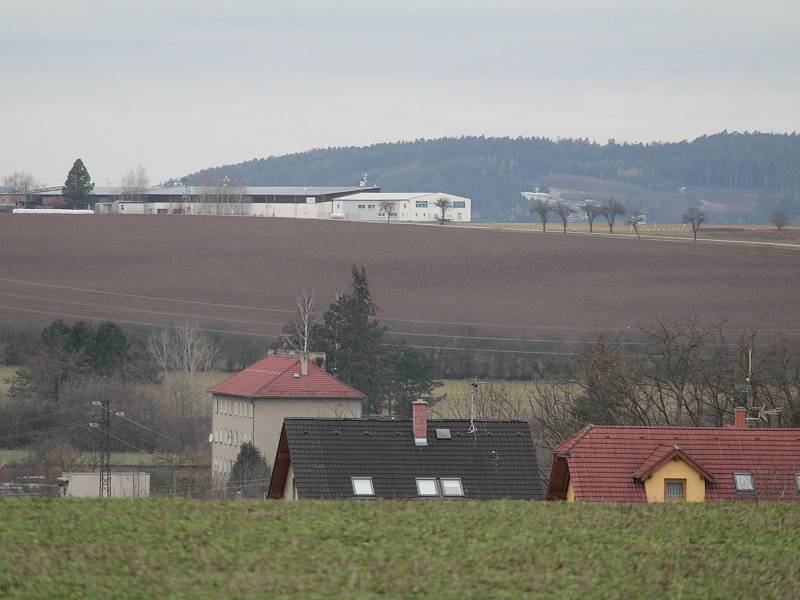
[12,185,472,222]
[328,192,471,223]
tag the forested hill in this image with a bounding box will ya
[185,132,800,223]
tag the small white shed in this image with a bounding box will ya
[58,472,150,498]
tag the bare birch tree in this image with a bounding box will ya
[281,292,315,353]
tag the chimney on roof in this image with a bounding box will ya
[413,399,428,446]
[734,406,747,428]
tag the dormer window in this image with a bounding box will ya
[734,473,755,492]
[351,477,374,496]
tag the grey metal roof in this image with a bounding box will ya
[37,186,379,197]
[271,417,543,500]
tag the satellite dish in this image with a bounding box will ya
[208,433,214,443]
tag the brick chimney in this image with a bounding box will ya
[734,406,747,428]
[413,399,428,446]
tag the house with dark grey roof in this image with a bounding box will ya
[269,400,543,500]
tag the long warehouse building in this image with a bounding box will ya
[9,185,472,223]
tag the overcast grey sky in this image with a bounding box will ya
[2,0,798,185]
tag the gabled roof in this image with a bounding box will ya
[548,425,800,502]
[632,445,714,483]
[207,355,365,400]
[269,418,543,500]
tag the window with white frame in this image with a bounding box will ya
[416,478,439,496]
[351,477,374,496]
[440,478,464,497]
[796,474,800,492]
[734,472,755,492]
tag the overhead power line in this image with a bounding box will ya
[96,403,181,445]
[0,405,86,430]
[4,275,796,333]
[0,421,88,441]
[0,291,284,328]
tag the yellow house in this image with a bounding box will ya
[546,412,800,502]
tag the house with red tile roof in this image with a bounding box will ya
[208,352,365,483]
[547,408,800,502]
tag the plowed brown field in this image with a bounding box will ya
[1,215,799,354]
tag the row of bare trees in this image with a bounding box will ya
[529,197,627,233]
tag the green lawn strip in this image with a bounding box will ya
[1,500,799,599]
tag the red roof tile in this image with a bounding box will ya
[549,425,800,502]
[207,355,366,400]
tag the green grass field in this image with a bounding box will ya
[1,499,798,599]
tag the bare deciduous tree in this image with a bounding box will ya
[629,211,645,239]
[682,204,706,241]
[770,209,789,230]
[554,200,574,234]
[434,197,451,224]
[529,198,552,232]
[281,292,315,353]
[578,200,601,232]
[171,323,218,375]
[120,165,149,203]
[2,171,38,193]
[146,328,171,379]
[379,201,396,224]
[600,197,626,233]
[146,323,217,376]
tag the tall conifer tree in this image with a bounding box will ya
[62,159,94,209]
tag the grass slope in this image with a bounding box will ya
[1,499,799,599]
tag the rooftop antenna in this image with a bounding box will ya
[745,347,753,408]
[468,378,488,435]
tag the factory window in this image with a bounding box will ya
[358,204,365,209]
[368,204,375,209]
[416,200,428,208]
[452,201,466,208]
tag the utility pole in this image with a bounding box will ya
[92,400,112,498]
